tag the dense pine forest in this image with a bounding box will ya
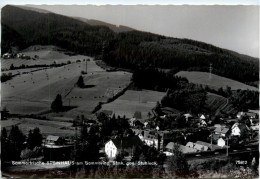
[2,5,259,83]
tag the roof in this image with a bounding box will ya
[166,142,197,153]
[238,123,250,131]
[196,141,222,151]
[214,127,229,134]
[143,131,158,140]
[46,135,60,141]
[212,134,220,141]
[133,111,142,119]
[186,142,209,151]
[184,113,192,118]
[129,118,137,123]
[200,115,206,119]
[111,135,143,149]
[245,112,257,118]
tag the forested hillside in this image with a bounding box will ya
[2,5,259,83]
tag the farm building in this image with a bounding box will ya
[164,142,197,156]
[45,135,64,146]
[186,142,210,152]
[195,141,222,151]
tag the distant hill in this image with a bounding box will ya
[176,71,258,91]
[74,17,135,32]
[2,5,259,83]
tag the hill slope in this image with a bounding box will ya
[74,17,135,32]
[176,71,258,91]
[2,5,259,83]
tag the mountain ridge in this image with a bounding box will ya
[1,5,259,83]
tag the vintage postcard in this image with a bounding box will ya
[1,1,259,178]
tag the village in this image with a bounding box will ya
[1,49,259,178]
[41,108,259,161]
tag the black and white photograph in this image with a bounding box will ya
[1,1,259,178]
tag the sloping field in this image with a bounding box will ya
[1,118,75,137]
[1,45,89,69]
[205,93,236,115]
[101,90,165,119]
[2,46,132,117]
[63,71,132,118]
[176,71,258,91]
[2,62,84,114]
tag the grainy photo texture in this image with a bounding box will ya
[1,4,259,178]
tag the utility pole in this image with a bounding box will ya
[86,60,88,73]
[210,132,213,151]
[102,41,105,60]
[226,137,229,156]
[209,63,213,80]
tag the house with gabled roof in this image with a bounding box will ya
[231,123,250,136]
[45,135,64,145]
[164,142,197,156]
[136,130,161,150]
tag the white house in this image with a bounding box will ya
[200,119,207,127]
[231,123,250,137]
[231,123,241,136]
[200,114,206,120]
[137,131,160,149]
[236,112,245,119]
[105,140,118,158]
[217,138,225,147]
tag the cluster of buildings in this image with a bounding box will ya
[103,109,259,160]
[2,52,34,60]
[41,109,258,161]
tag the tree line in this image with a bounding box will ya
[2,5,259,83]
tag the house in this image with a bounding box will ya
[217,138,225,147]
[195,141,222,151]
[251,125,259,132]
[231,123,250,136]
[186,142,209,152]
[214,127,229,137]
[200,114,206,120]
[2,53,11,59]
[237,112,245,119]
[164,142,197,156]
[237,111,258,119]
[129,118,143,128]
[199,119,207,127]
[245,112,258,119]
[143,131,160,149]
[105,136,143,158]
[184,113,193,121]
[45,135,64,145]
[136,130,161,150]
